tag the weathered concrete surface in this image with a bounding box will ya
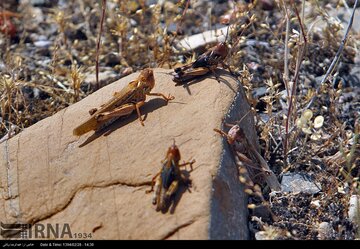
[0,68,257,240]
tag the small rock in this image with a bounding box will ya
[259,0,275,10]
[27,7,44,24]
[160,22,177,33]
[29,33,46,43]
[253,87,267,98]
[259,113,269,123]
[146,0,159,5]
[246,62,264,73]
[246,40,270,49]
[255,231,268,240]
[36,47,51,57]
[129,18,137,26]
[310,199,321,208]
[175,26,228,52]
[121,67,133,77]
[33,88,40,98]
[0,61,5,71]
[84,70,120,87]
[281,173,321,194]
[31,0,58,7]
[104,53,121,67]
[65,28,87,41]
[279,89,288,101]
[252,205,272,221]
[348,195,360,222]
[255,226,282,240]
[317,222,335,240]
[34,40,52,48]
[71,13,85,25]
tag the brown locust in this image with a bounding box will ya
[214,124,281,191]
[146,142,195,212]
[73,69,174,136]
[172,41,229,84]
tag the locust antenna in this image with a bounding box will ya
[224,0,238,45]
[238,109,252,125]
[175,138,192,147]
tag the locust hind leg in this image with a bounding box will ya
[152,177,162,206]
[214,128,233,141]
[165,180,179,200]
[147,92,175,103]
[157,186,167,212]
[221,62,236,76]
[95,101,145,126]
[145,171,161,194]
[209,67,221,84]
[178,159,196,171]
[95,104,135,121]
[134,101,145,126]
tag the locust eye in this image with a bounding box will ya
[141,69,154,79]
[216,42,229,54]
[167,144,181,162]
[169,144,178,153]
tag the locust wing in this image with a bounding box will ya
[73,81,138,136]
[160,159,176,189]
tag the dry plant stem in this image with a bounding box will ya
[95,0,106,90]
[305,0,358,110]
[281,0,290,95]
[301,0,305,23]
[169,0,190,47]
[284,0,307,160]
[229,21,255,56]
[176,0,190,34]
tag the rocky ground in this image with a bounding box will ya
[0,0,359,240]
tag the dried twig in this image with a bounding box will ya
[95,0,106,90]
[169,0,190,47]
[281,0,290,95]
[284,0,307,159]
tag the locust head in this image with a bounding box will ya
[166,142,181,166]
[138,68,155,93]
[227,124,240,144]
[214,42,229,60]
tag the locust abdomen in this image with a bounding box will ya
[73,118,98,136]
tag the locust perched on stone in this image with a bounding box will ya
[172,41,229,84]
[214,124,281,191]
[73,69,174,136]
[146,142,195,212]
